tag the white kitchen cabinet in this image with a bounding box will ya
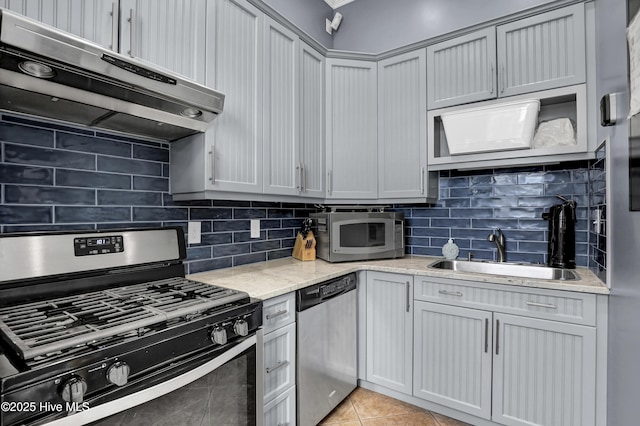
[298,41,326,199]
[426,3,586,110]
[203,0,263,193]
[497,3,586,98]
[413,301,492,419]
[262,293,297,424]
[412,277,597,426]
[263,321,296,404]
[362,272,413,395]
[325,58,378,200]
[377,49,433,199]
[426,27,496,110]
[2,0,207,83]
[264,385,296,426]
[170,0,264,196]
[0,0,117,49]
[119,0,207,84]
[262,17,299,196]
[493,313,596,426]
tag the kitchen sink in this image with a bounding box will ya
[428,260,580,281]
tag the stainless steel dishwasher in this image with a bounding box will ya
[296,273,357,426]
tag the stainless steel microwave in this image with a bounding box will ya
[310,211,405,263]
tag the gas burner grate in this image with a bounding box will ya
[0,278,246,360]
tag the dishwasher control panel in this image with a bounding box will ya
[297,273,357,311]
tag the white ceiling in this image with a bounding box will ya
[324,0,356,10]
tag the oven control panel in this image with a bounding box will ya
[74,235,124,256]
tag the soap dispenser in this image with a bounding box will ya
[442,238,459,260]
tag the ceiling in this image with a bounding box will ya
[323,0,356,9]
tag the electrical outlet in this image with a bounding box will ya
[187,221,201,244]
[250,219,260,239]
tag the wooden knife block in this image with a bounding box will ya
[292,231,316,261]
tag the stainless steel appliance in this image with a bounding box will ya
[0,227,262,426]
[0,8,224,141]
[296,273,357,426]
[542,196,577,269]
[310,208,404,263]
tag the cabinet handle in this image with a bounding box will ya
[265,309,288,320]
[301,164,306,192]
[484,318,489,353]
[208,148,215,184]
[495,319,500,355]
[328,170,333,195]
[405,281,411,312]
[526,301,558,310]
[489,63,494,95]
[438,290,463,297]
[266,360,289,374]
[127,8,136,57]
[110,2,118,51]
[420,167,425,194]
[295,163,302,191]
[277,423,289,426]
[500,63,505,94]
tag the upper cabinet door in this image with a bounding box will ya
[204,0,263,193]
[427,27,496,110]
[378,49,428,199]
[119,0,207,84]
[326,58,378,200]
[0,0,117,50]
[299,42,326,199]
[497,3,586,97]
[262,17,299,196]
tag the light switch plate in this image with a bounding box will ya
[250,219,260,239]
[187,221,201,244]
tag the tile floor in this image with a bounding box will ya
[319,387,470,426]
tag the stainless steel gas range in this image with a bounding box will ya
[0,227,263,426]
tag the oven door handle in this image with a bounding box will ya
[43,335,259,426]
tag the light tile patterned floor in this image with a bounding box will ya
[319,387,471,426]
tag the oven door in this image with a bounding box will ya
[42,331,264,426]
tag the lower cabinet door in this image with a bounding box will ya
[365,272,413,395]
[413,301,493,419]
[264,385,296,426]
[492,313,596,426]
[263,323,296,404]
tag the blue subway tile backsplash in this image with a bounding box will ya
[402,165,593,267]
[0,113,315,274]
[0,113,605,275]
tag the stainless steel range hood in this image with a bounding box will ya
[0,8,224,141]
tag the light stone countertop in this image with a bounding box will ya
[188,255,609,300]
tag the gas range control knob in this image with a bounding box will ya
[211,326,227,345]
[107,361,131,386]
[233,319,249,337]
[59,376,88,403]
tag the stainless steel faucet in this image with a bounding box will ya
[487,228,506,262]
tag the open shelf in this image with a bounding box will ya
[427,84,591,170]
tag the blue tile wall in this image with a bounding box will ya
[401,163,593,267]
[589,142,607,280]
[0,114,314,274]
[0,113,604,275]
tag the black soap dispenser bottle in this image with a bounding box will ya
[542,195,577,269]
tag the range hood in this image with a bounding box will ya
[0,8,224,141]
